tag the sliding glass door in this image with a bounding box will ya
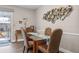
[0,11,12,47]
[0,16,11,43]
[0,17,11,40]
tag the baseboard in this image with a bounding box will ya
[11,39,24,42]
[59,48,72,53]
[18,39,24,41]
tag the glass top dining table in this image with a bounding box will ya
[27,32,50,41]
[27,32,50,53]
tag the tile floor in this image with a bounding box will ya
[0,41,63,53]
[0,41,24,53]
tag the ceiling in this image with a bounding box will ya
[16,5,42,10]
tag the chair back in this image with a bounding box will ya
[45,27,52,36]
[21,28,29,48]
[48,29,63,53]
[26,27,32,32]
[26,26,35,32]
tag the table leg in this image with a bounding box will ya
[33,41,36,53]
[33,41,38,53]
[36,41,38,53]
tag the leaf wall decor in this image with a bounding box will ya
[43,5,73,23]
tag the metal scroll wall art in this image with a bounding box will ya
[43,5,73,23]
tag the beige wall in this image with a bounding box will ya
[0,5,35,42]
[35,5,79,52]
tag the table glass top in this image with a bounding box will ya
[27,32,50,40]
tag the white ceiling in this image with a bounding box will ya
[16,5,42,10]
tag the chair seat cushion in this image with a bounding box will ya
[24,41,33,48]
[38,44,48,53]
[28,41,33,46]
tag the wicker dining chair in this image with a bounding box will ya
[37,27,52,48]
[45,27,52,36]
[37,29,63,53]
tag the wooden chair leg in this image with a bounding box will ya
[23,46,25,53]
[15,33,18,43]
[27,48,29,53]
[23,46,30,53]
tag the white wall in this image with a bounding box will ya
[1,5,79,52]
[0,5,35,42]
[36,5,79,52]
